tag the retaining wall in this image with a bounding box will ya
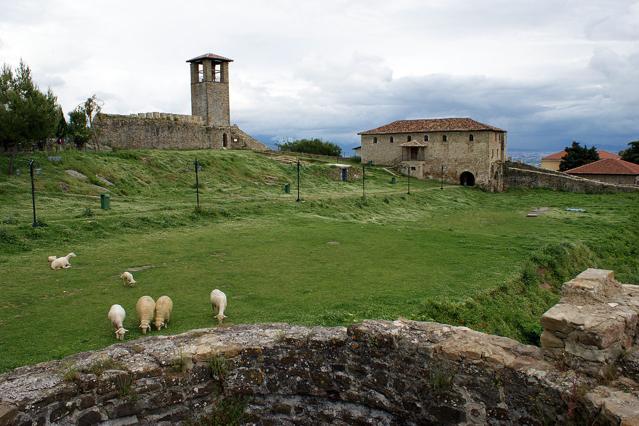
[504,162,639,193]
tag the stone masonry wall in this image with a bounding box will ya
[93,114,267,151]
[504,162,639,193]
[361,130,505,189]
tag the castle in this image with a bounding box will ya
[94,53,267,151]
[359,118,506,190]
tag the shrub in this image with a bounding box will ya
[278,138,342,157]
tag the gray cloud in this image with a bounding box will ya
[0,0,637,151]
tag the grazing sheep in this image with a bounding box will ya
[120,271,136,287]
[154,295,173,330]
[136,296,155,334]
[210,289,227,324]
[50,253,76,270]
[107,304,128,340]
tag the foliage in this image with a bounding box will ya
[278,138,342,157]
[620,141,639,165]
[208,355,228,381]
[559,141,600,171]
[67,95,102,149]
[0,61,60,174]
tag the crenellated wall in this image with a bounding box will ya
[1,270,638,425]
[93,114,267,152]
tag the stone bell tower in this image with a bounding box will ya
[187,53,232,127]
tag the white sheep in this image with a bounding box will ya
[136,296,155,334]
[107,304,128,340]
[154,295,173,330]
[50,253,77,270]
[210,289,227,324]
[120,271,136,287]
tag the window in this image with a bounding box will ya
[373,137,378,144]
[407,135,412,142]
[442,135,448,142]
[197,63,204,82]
[469,134,474,142]
[424,134,429,142]
[390,136,394,143]
[213,63,222,82]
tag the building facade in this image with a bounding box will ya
[95,53,266,151]
[358,118,506,189]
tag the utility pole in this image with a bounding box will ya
[440,164,444,190]
[194,159,200,209]
[296,159,301,202]
[29,160,37,227]
[407,166,411,195]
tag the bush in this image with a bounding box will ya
[278,138,342,157]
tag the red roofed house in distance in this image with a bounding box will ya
[565,158,639,186]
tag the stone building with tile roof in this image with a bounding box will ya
[358,118,506,190]
[540,149,620,171]
[565,158,639,186]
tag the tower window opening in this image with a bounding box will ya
[213,63,222,82]
[197,63,204,82]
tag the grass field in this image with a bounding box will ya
[1,149,638,372]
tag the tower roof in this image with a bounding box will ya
[186,53,234,63]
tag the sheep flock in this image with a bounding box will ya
[47,252,228,341]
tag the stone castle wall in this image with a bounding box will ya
[1,269,639,425]
[504,162,639,193]
[93,114,267,152]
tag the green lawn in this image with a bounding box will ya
[1,150,638,372]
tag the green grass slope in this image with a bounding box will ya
[0,150,638,372]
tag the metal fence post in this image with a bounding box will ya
[29,159,37,227]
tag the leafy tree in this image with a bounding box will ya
[620,141,639,165]
[0,61,60,174]
[278,138,342,157]
[66,94,102,149]
[55,106,67,139]
[559,141,600,171]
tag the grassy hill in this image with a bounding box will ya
[1,149,638,372]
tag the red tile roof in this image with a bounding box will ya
[358,118,505,135]
[186,53,233,63]
[566,158,639,175]
[542,150,620,161]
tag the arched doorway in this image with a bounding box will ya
[460,171,475,186]
[222,133,228,148]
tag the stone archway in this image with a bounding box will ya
[460,171,475,186]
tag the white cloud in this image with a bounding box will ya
[0,0,637,150]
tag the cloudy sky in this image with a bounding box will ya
[1,0,638,152]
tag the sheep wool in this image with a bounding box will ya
[154,295,173,330]
[50,253,76,270]
[136,296,155,334]
[210,289,227,324]
[120,271,136,287]
[107,304,128,340]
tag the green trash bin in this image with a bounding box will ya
[283,183,291,194]
[100,193,110,210]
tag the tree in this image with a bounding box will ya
[559,141,600,171]
[278,138,342,157]
[620,141,639,165]
[0,61,60,174]
[67,95,102,150]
